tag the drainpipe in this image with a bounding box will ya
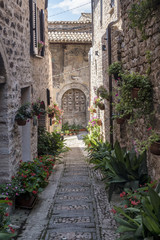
[91,0,94,46]
[106,0,120,147]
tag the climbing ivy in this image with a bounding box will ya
[128,0,160,39]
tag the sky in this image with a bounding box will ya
[48,0,91,21]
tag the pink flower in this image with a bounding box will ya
[147,127,152,131]
[111,208,116,214]
[124,205,128,208]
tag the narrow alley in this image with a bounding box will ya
[13,134,118,240]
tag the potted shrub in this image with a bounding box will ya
[47,103,63,124]
[135,128,160,155]
[108,61,122,80]
[97,86,110,101]
[94,96,105,110]
[15,103,31,126]
[31,100,45,117]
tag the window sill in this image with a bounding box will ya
[34,54,44,59]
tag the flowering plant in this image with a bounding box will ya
[47,103,63,124]
[0,196,16,236]
[93,96,102,107]
[0,178,25,199]
[31,100,45,117]
[88,106,96,115]
[134,127,160,154]
[15,103,32,121]
[38,41,45,50]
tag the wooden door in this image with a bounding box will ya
[62,89,86,126]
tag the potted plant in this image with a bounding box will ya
[31,100,45,117]
[134,128,160,155]
[47,103,63,124]
[94,96,105,110]
[15,103,31,126]
[108,61,122,80]
[97,86,110,101]
[38,41,45,55]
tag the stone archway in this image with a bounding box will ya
[57,83,89,127]
[62,89,86,126]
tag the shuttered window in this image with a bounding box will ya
[110,0,115,8]
[45,0,48,9]
[30,0,45,57]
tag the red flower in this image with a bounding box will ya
[111,208,116,214]
[124,205,128,208]
[9,226,15,233]
[131,200,140,206]
[32,190,38,195]
[7,202,13,206]
[5,197,9,200]
[24,175,27,178]
[5,213,9,216]
[147,127,152,131]
[12,176,15,179]
[120,191,126,198]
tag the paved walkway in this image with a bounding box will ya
[12,133,119,240]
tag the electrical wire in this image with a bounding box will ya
[49,2,91,18]
[52,65,89,78]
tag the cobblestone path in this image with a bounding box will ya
[44,146,101,240]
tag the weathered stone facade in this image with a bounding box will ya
[90,0,120,139]
[0,0,52,182]
[91,0,160,179]
[48,16,92,127]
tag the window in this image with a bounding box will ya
[110,0,115,8]
[29,0,45,57]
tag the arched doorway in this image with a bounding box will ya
[62,89,86,126]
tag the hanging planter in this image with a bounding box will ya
[150,141,160,155]
[98,102,105,110]
[16,119,26,126]
[97,119,102,126]
[116,118,125,124]
[48,113,54,118]
[131,88,140,99]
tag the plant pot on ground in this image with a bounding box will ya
[150,141,160,155]
[15,192,37,209]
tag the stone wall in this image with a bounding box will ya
[91,0,160,179]
[90,0,119,140]
[49,43,91,127]
[0,0,52,182]
[113,0,160,179]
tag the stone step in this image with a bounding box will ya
[55,195,92,202]
[51,209,94,217]
[48,222,96,230]
[44,229,97,240]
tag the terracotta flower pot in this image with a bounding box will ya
[131,88,140,99]
[116,118,125,124]
[97,120,102,126]
[98,102,105,110]
[48,113,54,118]
[15,194,37,209]
[150,141,160,155]
[16,119,26,126]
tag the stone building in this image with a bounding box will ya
[0,0,53,182]
[90,0,160,179]
[48,14,92,127]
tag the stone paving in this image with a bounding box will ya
[11,133,119,240]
